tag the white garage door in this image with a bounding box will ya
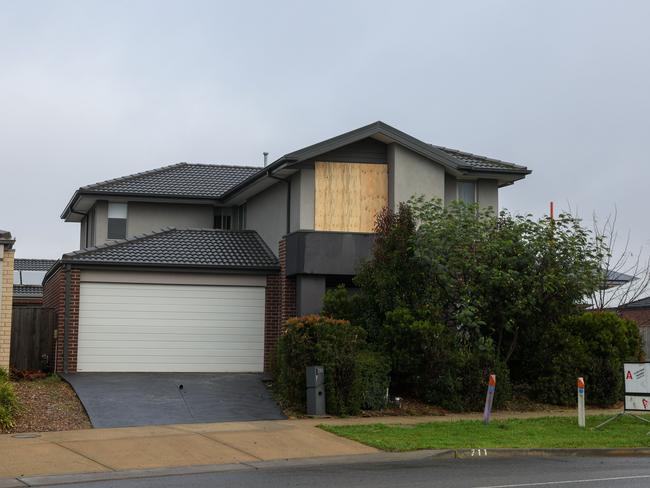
[78,282,265,372]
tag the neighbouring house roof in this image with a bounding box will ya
[14,259,58,271]
[621,296,650,309]
[58,228,279,272]
[605,270,636,288]
[13,285,44,299]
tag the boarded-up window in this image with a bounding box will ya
[314,162,388,233]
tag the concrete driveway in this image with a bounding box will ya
[63,373,286,428]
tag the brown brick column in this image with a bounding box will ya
[43,266,80,373]
[278,239,296,325]
[263,239,297,374]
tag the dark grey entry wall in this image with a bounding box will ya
[286,231,375,315]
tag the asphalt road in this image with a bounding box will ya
[37,456,650,488]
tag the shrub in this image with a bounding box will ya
[321,285,363,324]
[0,369,18,429]
[275,315,367,415]
[382,308,511,411]
[355,351,391,410]
[529,312,643,406]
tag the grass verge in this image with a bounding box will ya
[320,415,650,451]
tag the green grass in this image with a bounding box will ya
[320,415,650,451]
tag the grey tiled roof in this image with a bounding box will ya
[13,285,43,298]
[62,228,279,270]
[14,259,58,271]
[81,163,261,199]
[431,145,528,172]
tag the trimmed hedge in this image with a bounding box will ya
[275,315,369,415]
[529,312,643,406]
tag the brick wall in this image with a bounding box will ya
[264,274,280,372]
[618,308,650,327]
[278,239,296,325]
[43,265,80,373]
[0,249,14,370]
[263,239,297,374]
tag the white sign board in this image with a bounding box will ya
[624,363,650,394]
[624,362,650,412]
[625,395,650,412]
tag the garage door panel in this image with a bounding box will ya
[79,332,264,343]
[78,282,266,373]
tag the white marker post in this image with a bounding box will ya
[483,374,496,425]
[577,377,586,428]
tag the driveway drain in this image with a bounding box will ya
[12,433,41,439]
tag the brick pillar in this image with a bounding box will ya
[43,266,81,373]
[0,248,14,371]
[263,239,297,374]
[278,239,296,325]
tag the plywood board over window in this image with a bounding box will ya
[314,162,388,233]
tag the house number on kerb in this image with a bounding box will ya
[470,449,488,457]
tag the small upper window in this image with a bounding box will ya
[214,208,232,230]
[457,181,477,205]
[107,203,128,240]
[13,270,21,284]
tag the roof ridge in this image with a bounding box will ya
[81,163,187,191]
[63,227,179,259]
[182,163,262,170]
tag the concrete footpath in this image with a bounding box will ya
[0,408,619,482]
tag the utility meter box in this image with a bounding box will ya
[306,366,326,416]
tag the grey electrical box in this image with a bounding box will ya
[306,365,326,416]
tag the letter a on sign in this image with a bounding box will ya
[627,371,633,380]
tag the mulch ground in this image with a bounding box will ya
[0,377,91,434]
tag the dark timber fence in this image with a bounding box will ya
[10,307,56,372]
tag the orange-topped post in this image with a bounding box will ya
[483,374,497,425]
[577,377,586,428]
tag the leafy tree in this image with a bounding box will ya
[323,198,609,407]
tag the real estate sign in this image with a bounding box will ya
[624,362,650,412]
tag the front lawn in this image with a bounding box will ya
[320,415,650,451]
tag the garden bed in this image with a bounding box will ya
[0,376,91,434]
[320,415,650,451]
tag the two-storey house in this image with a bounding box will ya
[43,122,531,374]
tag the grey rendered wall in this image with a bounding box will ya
[80,217,87,249]
[93,201,108,246]
[127,202,213,237]
[245,181,287,256]
[444,174,457,205]
[289,168,315,232]
[89,201,214,247]
[477,179,499,212]
[388,144,445,208]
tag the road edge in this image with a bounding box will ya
[7,448,650,487]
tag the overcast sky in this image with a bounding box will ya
[1,0,648,259]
